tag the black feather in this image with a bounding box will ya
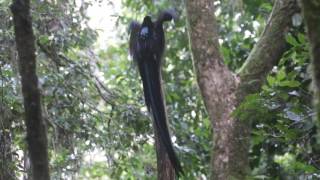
[129,10,183,176]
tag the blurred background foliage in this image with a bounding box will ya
[0,0,319,179]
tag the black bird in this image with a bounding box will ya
[129,10,183,176]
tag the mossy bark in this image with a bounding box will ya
[11,0,50,179]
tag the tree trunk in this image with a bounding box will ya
[154,125,175,180]
[301,0,320,123]
[11,0,50,179]
[185,0,299,179]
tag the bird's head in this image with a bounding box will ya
[140,16,153,39]
[142,16,153,26]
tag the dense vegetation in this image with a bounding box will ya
[1,0,319,179]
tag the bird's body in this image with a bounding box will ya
[129,10,183,176]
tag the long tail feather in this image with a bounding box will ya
[137,57,183,176]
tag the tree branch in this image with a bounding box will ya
[237,0,300,99]
[185,0,300,179]
[37,42,115,104]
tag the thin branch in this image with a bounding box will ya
[37,42,116,104]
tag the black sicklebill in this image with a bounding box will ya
[129,9,183,176]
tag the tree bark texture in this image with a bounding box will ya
[185,0,299,179]
[11,0,50,180]
[154,125,175,180]
[301,0,320,123]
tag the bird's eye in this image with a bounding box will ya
[140,27,149,37]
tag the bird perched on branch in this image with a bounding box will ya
[129,9,183,176]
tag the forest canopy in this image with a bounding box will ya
[1,0,320,179]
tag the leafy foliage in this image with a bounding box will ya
[235,31,320,178]
[1,0,319,179]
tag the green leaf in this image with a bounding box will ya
[267,76,276,86]
[38,35,50,45]
[276,69,286,81]
[278,80,300,87]
[286,35,299,47]
[297,33,305,44]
